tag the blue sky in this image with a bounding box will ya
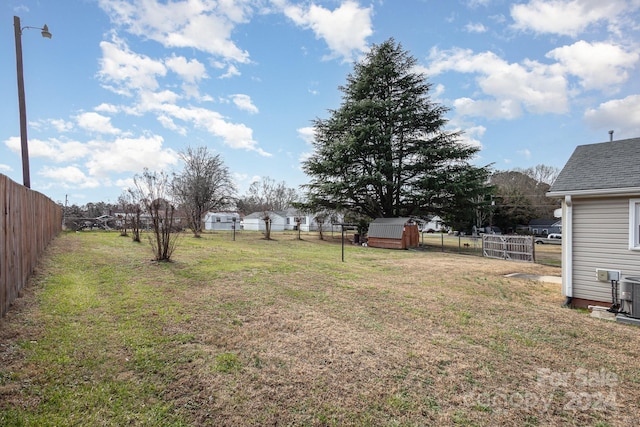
[1,0,639,206]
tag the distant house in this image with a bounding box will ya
[203,212,240,231]
[420,215,446,233]
[242,211,287,232]
[367,218,419,250]
[282,207,313,231]
[528,218,562,236]
[547,137,640,309]
[242,208,343,233]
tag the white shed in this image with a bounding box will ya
[203,212,240,231]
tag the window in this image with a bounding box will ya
[629,199,640,250]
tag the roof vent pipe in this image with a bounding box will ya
[609,130,614,141]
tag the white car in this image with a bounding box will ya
[535,233,562,245]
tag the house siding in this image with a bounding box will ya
[571,197,640,303]
[203,212,239,231]
[242,213,286,231]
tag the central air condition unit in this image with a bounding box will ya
[620,277,640,319]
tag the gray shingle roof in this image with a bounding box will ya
[368,217,413,239]
[548,137,640,195]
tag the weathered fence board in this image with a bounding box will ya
[482,235,534,263]
[1,174,62,318]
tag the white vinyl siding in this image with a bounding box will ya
[571,197,640,303]
[242,213,287,231]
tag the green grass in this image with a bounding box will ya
[0,230,638,426]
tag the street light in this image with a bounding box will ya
[13,16,52,188]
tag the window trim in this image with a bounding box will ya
[629,198,640,250]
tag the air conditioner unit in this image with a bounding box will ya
[620,277,640,319]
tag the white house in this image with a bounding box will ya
[547,137,640,314]
[203,212,240,231]
[242,211,287,231]
[283,207,317,231]
[420,215,445,233]
[243,208,344,233]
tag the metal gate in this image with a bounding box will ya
[482,235,534,262]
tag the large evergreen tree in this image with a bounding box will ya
[303,38,490,221]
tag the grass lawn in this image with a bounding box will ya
[0,230,638,426]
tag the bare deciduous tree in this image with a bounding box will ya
[172,146,235,238]
[516,164,561,186]
[133,169,180,261]
[117,193,131,237]
[243,177,299,240]
[119,189,142,242]
[490,168,560,231]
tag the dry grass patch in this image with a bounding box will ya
[1,231,638,426]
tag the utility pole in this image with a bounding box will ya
[13,16,51,188]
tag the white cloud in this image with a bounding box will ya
[85,134,178,176]
[546,41,639,91]
[219,64,241,79]
[465,22,487,33]
[283,0,373,62]
[4,136,91,162]
[98,36,167,96]
[157,104,271,156]
[427,47,568,118]
[157,115,188,135]
[510,0,630,37]
[95,103,119,113]
[165,54,207,83]
[431,83,446,99]
[518,148,532,158]
[0,164,12,172]
[95,29,269,155]
[297,126,316,145]
[137,90,182,112]
[49,119,74,132]
[467,0,492,7]
[230,94,259,114]
[465,125,486,149]
[98,0,252,63]
[75,112,121,135]
[39,166,101,189]
[584,94,640,136]
[454,98,522,120]
[296,126,315,168]
[114,177,135,190]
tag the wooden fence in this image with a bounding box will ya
[482,235,535,262]
[1,174,62,318]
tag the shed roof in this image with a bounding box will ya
[548,137,640,197]
[368,217,414,239]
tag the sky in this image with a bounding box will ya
[1,0,639,207]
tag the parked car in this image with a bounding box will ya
[535,233,562,244]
